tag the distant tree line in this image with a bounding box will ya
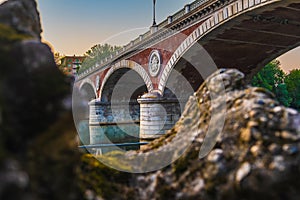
[251,60,300,110]
[78,44,121,73]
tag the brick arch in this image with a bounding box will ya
[158,0,278,94]
[79,78,97,98]
[99,60,154,100]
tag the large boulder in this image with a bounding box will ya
[0,0,76,199]
[80,69,300,200]
[133,68,300,199]
[0,0,68,153]
[0,0,41,38]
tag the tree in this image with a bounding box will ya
[285,69,300,110]
[252,60,286,90]
[251,60,291,107]
[274,83,292,107]
[54,52,63,65]
[54,52,65,73]
[79,44,121,73]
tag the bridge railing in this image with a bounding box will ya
[158,19,168,29]
[77,0,217,79]
[190,0,210,10]
[171,7,186,22]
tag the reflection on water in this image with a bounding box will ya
[77,120,140,154]
[78,120,90,144]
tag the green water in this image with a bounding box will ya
[77,120,140,154]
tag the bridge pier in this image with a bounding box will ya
[88,99,140,146]
[138,92,181,141]
[89,99,107,145]
[88,93,181,147]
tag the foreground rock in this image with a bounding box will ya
[82,69,300,200]
[132,69,300,200]
[0,0,80,199]
[1,1,300,199]
[0,0,41,38]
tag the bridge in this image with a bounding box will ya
[73,0,300,146]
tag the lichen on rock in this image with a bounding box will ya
[81,68,300,199]
[0,0,73,199]
[100,68,299,200]
[1,0,300,199]
[0,0,42,38]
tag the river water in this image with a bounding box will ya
[77,120,140,154]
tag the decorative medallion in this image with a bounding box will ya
[148,50,161,77]
[95,75,100,91]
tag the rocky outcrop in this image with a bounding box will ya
[1,1,300,199]
[0,0,76,199]
[0,0,67,153]
[81,69,300,200]
[0,0,41,38]
[130,68,300,200]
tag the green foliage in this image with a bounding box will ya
[274,83,292,107]
[252,60,285,91]
[251,60,300,110]
[79,44,121,73]
[285,69,300,110]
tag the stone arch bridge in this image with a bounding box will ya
[74,0,300,144]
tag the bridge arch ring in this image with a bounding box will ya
[99,60,154,100]
[158,0,278,94]
[79,78,97,98]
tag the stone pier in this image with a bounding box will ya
[88,99,140,145]
[137,92,181,141]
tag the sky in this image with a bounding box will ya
[36,0,189,55]
[0,0,299,72]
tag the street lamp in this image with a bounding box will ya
[152,0,157,26]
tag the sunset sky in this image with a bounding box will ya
[1,0,298,72]
[36,0,189,54]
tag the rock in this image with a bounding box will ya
[250,144,260,156]
[268,143,281,155]
[0,0,76,199]
[269,156,285,171]
[236,162,251,182]
[207,149,223,162]
[2,2,299,199]
[281,130,300,141]
[283,144,299,155]
[286,108,298,115]
[67,67,300,200]
[273,106,282,113]
[91,68,300,200]
[0,0,41,38]
[240,127,251,142]
[0,0,68,153]
[0,159,31,200]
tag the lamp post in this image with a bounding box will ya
[152,0,157,26]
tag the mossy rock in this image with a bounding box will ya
[78,153,131,199]
[0,23,31,43]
